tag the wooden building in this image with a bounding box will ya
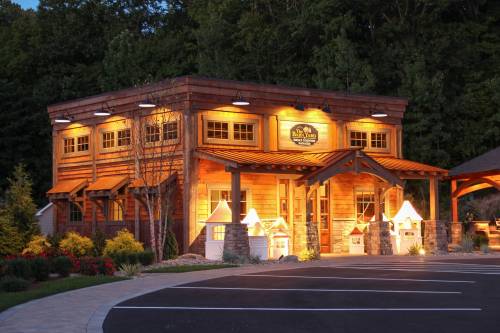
[46,76,448,255]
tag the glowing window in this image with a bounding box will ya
[117,129,131,146]
[64,138,75,154]
[234,123,254,141]
[207,121,229,139]
[212,225,225,241]
[145,124,160,143]
[69,202,83,223]
[77,136,89,152]
[371,132,387,148]
[102,131,115,149]
[210,189,247,220]
[163,121,178,141]
[350,131,367,148]
[108,200,124,222]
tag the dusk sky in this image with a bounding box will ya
[13,0,39,9]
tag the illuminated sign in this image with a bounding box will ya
[290,124,319,146]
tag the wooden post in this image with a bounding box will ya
[374,183,382,222]
[231,171,241,224]
[429,176,439,221]
[451,179,458,222]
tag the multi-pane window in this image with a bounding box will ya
[212,225,225,241]
[117,129,131,147]
[163,121,178,140]
[209,189,247,220]
[371,132,387,148]
[64,138,75,154]
[77,136,89,152]
[279,180,289,223]
[108,200,124,222]
[145,124,161,143]
[69,202,83,223]
[207,121,229,139]
[102,131,115,149]
[319,182,329,229]
[350,131,367,148]
[234,123,254,141]
[356,191,376,223]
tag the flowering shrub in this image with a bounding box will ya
[52,256,73,277]
[59,232,94,257]
[22,235,51,256]
[77,256,115,276]
[103,229,144,257]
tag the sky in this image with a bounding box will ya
[12,0,39,10]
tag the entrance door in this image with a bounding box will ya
[319,182,331,253]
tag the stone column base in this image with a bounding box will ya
[368,221,393,255]
[450,222,463,245]
[223,223,250,257]
[306,220,320,256]
[424,220,448,254]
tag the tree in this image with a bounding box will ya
[2,164,39,243]
[0,215,23,256]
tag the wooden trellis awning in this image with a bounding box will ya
[86,176,129,198]
[129,172,178,194]
[47,179,88,200]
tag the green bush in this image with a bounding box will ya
[222,250,246,264]
[7,258,32,280]
[480,243,490,254]
[103,229,143,257]
[0,276,30,292]
[92,229,107,256]
[119,263,142,277]
[472,233,489,249]
[163,228,179,260]
[31,257,50,281]
[22,235,51,256]
[0,259,6,278]
[53,256,73,277]
[127,252,139,265]
[298,248,320,261]
[138,250,154,266]
[248,255,261,264]
[407,244,424,256]
[60,232,94,257]
[461,235,474,253]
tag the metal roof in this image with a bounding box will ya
[449,146,500,178]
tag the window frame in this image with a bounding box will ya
[348,128,391,153]
[202,116,259,146]
[107,199,125,223]
[207,185,251,221]
[162,120,180,144]
[99,127,131,152]
[61,133,91,158]
[68,201,84,224]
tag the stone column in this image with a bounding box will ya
[450,222,463,245]
[223,171,250,257]
[368,221,393,255]
[424,220,448,254]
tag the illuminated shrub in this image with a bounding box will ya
[103,229,144,258]
[59,232,94,257]
[22,235,51,256]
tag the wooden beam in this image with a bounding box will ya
[429,176,439,221]
[451,179,458,223]
[231,171,241,224]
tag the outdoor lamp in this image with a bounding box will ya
[94,103,113,116]
[321,100,332,113]
[370,104,388,117]
[294,98,305,111]
[232,91,250,106]
[138,95,157,108]
[54,114,72,123]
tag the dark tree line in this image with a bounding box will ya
[1,0,499,213]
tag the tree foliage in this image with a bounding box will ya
[0,0,499,214]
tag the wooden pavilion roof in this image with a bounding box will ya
[449,146,500,179]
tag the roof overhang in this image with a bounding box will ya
[47,179,88,200]
[86,176,129,198]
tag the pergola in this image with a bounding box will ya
[449,146,500,243]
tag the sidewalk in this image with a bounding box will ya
[1,255,497,333]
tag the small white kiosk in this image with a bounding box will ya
[392,200,423,254]
[268,217,290,259]
[349,227,365,255]
[204,200,232,260]
[242,208,268,260]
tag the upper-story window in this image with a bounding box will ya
[117,129,131,146]
[64,138,75,154]
[145,124,161,143]
[163,121,178,141]
[203,116,259,146]
[63,135,90,156]
[143,120,179,145]
[77,136,89,152]
[349,129,390,152]
[102,131,115,149]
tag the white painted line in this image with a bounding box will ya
[333,267,500,275]
[241,274,475,284]
[113,306,482,312]
[171,286,460,294]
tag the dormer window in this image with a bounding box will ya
[207,121,229,139]
[349,129,390,152]
[350,131,367,148]
[203,116,259,146]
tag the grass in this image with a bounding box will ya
[0,275,128,312]
[143,264,238,273]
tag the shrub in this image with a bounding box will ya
[298,248,320,261]
[407,244,424,256]
[7,258,32,280]
[248,255,261,264]
[0,259,6,278]
[119,263,142,277]
[138,249,154,266]
[92,229,106,256]
[472,233,489,249]
[461,235,474,253]
[60,232,94,257]
[47,233,63,249]
[480,243,490,254]
[1,276,30,292]
[222,250,246,264]
[163,228,179,260]
[22,235,51,256]
[96,257,115,276]
[31,257,50,281]
[78,257,115,276]
[103,229,143,258]
[53,256,73,277]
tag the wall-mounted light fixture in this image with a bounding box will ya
[54,114,72,123]
[370,104,388,118]
[293,98,305,111]
[94,102,114,116]
[138,94,158,108]
[231,91,250,106]
[321,100,332,113]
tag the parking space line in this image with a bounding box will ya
[113,306,482,312]
[241,274,475,284]
[333,267,500,275]
[171,286,461,294]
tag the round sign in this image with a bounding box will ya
[290,124,319,146]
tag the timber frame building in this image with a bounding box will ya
[47,76,448,255]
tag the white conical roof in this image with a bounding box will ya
[370,213,390,222]
[205,199,232,223]
[241,208,261,227]
[270,217,289,230]
[393,200,423,223]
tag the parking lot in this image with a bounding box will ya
[104,258,500,333]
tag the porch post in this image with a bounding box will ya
[424,176,448,253]
[370,184,392,255]
[223,170,250,257]
[450,179,462,245]
[305,185,320,258]
[429,176,439,221]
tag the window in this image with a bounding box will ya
[371,132,387,149]
[355,191,385,224]
[117,129,130,147]
[163,121,178,141]
[145,124,160,143]
[279,180,289,223]
[108,200,124,222]
[234,123,254,141]
[212,225,225,241]
[350,131,367,148]
[209,189,247,220]
[69,202,83,223]
[102,131,115,149]
[207,121,229,139]
[77,136,89,152]
[64,138,75,154]
[319,182,329,229]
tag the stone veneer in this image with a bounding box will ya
[367,221,393,255]
[223,223,250,257]
[424,220,448,253]
[450,222,463,245]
